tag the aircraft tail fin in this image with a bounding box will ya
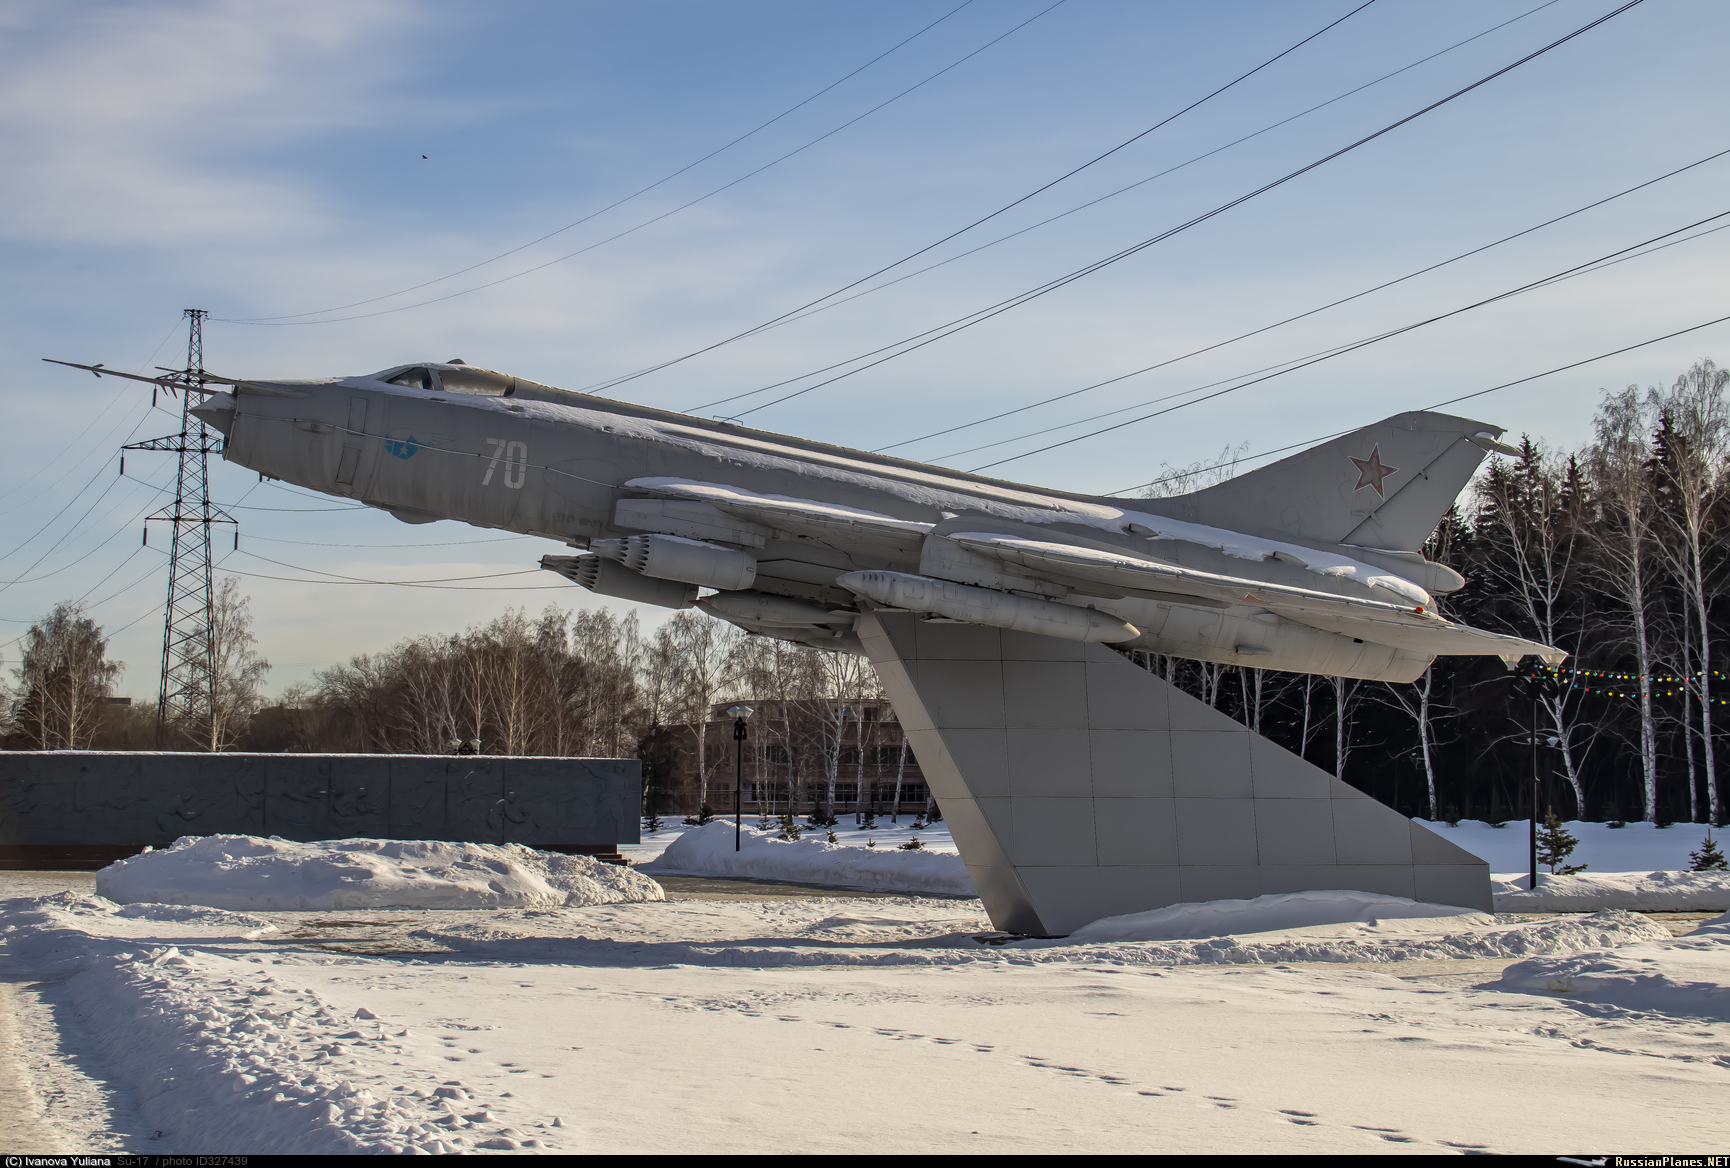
[1170,411,1511,552]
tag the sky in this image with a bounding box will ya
[1,0,1726,701]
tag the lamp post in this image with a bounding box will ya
[728,705,753,852]
[1517,657,1556,893]
[1529,680,1539,893]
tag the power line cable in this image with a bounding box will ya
[947,206,1726,469]
[726,0,1567,349]
[0,471,168,592]
[700,0,1647,420]
[876,143,1730,454]
[0,453,139,568]
[116,473,367,513]
[217,0,1064,328]
[1104,310,1730,497]
[243,533,534,550]
[0,319,182,509]
[220,1,976,323]
[219,566,572,592]
[580,0,1381,399]
[0,553,165,653]
[234,548,548,587]
[964,208,1729,470]
[225,550,567,591]
[0,396,153,519]
[936,213,1730,464]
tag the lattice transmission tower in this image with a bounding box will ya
[123,309,235,746]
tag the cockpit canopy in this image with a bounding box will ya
[376,361,512,397]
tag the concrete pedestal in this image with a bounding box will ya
[857,611,1489,936]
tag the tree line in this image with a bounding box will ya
[1137,359,1729,827]
[5,360,1726,825]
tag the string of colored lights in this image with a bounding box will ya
[1532,663,1730,704]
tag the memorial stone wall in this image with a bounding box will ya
[0,751,640,868]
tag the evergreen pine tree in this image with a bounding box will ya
[1536,810,1587,874]
[778,810,802,841]
[1689,829,1729,871]
[897,836,924,850]
[683,803,716,827]
[808,802,839,828]
[642,813,663,833]
[859,808,877,830]
[826,829,839,844]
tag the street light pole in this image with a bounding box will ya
[729,706,752,852]
[1529,683,1539,893]
[1518,657,1554,893]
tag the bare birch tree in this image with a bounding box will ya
[206,577,271,751]
[1472,445,1597,814]
[1650,360,1729,823]
[11,603,121,749]
[1587,387,1662,819]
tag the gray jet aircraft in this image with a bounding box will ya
[49,358,1563,679]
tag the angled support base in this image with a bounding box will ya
[858,611,1489,936]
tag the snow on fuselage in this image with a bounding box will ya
[203,363,1460,682]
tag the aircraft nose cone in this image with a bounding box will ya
[189,391,236,435]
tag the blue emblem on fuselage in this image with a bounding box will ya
[383,429,452,460]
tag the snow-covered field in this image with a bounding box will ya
[650,821,972,895]
[1416,817,1721,873]
[636,818,1730,910]
[3,860,1728,1155]
[626,815,955,867]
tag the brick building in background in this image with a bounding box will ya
[647,700,931,821]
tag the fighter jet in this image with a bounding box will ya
[48,357,1563,680]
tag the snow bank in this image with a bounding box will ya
[96,835,664,911]
[652,822,975,896]
[1496,911,1730,1020]
[1491,870,1730,912]
[1017,908,1671,964]
[413,905,1669,969]
[1062,891,1484,944]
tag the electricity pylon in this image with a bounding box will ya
[123,309,235,746]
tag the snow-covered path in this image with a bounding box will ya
[2,871,1726,1154]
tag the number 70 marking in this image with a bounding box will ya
[482,438,528,489]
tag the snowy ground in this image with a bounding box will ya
[1415,818,1721,873]
[3,868,1727,1155]
[650,821,971,895]
[637,818,1730,909]
[630,816,1720,875]
[625,816,955,867]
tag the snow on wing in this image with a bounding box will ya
[946,530,1563,665]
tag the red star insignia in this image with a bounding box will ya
[1350,445,1398,497]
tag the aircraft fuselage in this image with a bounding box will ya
[191,362,1549,682]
